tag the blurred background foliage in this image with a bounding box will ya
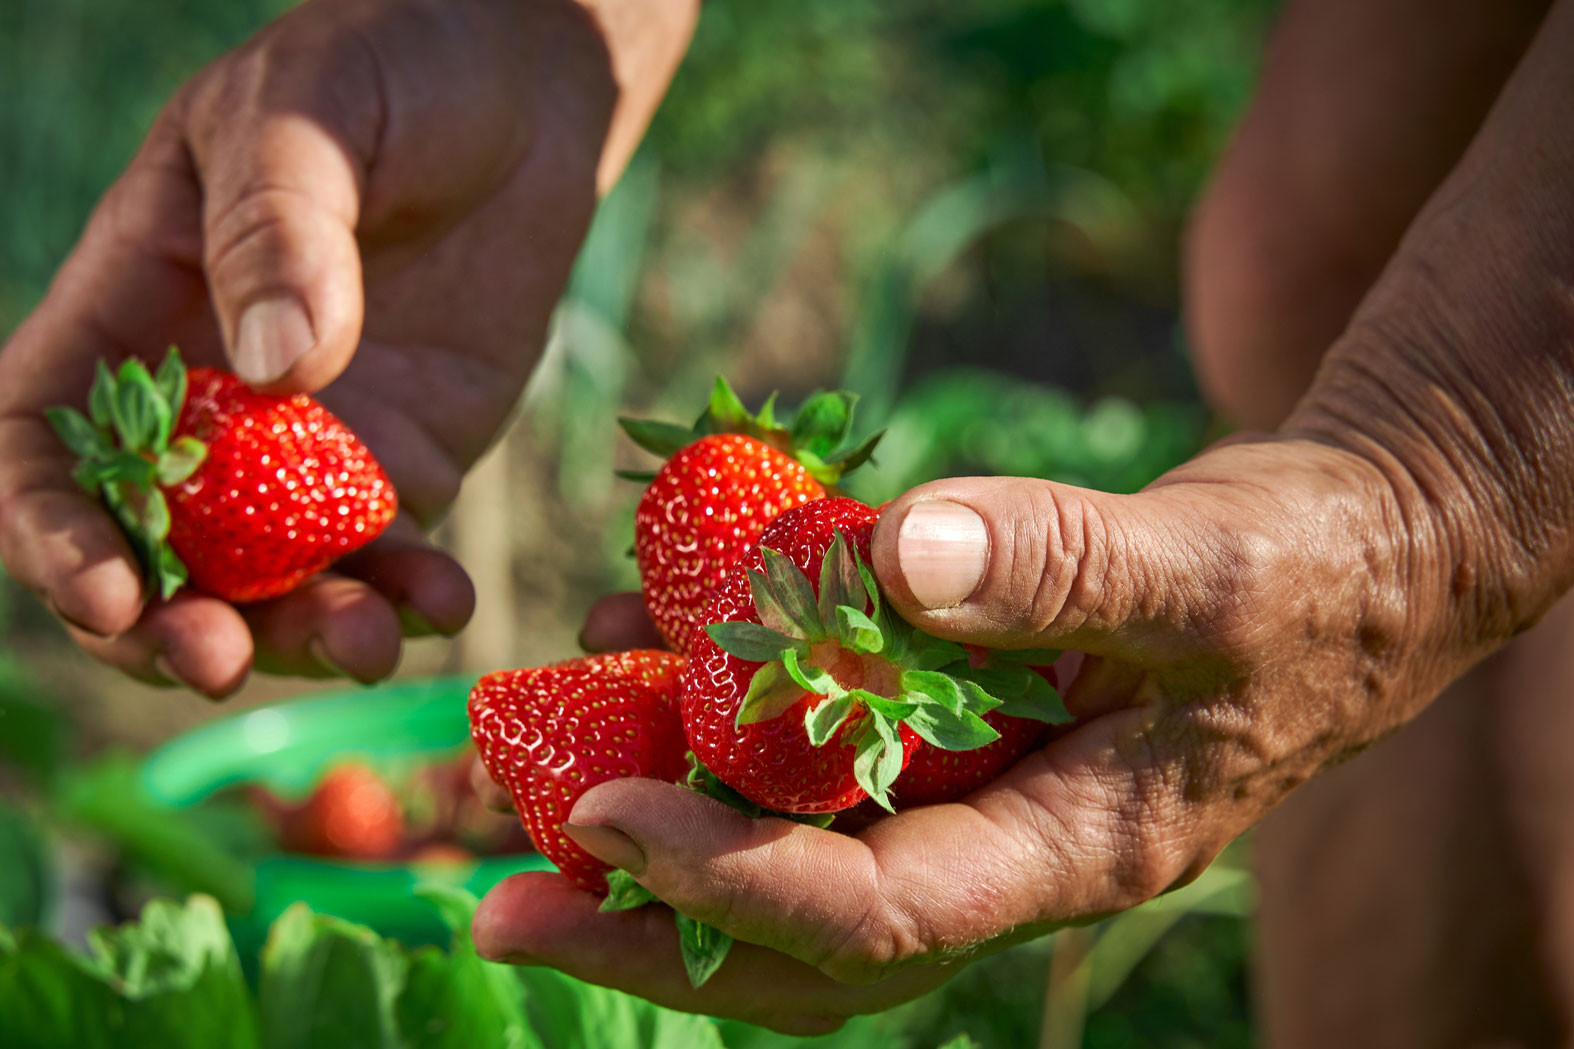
[1,0,1277,1045]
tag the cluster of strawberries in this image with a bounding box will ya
[50,357,1069,987]
[466,380,1070,897]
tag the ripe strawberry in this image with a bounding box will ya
[621,378,883,655]
[893,657,1059,808]
[47,348,395,603]
[468,650,688,894]
[276,762,406,861]
[684,498,1072,814]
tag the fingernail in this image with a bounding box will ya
[562,823,646,874]
[897,500,988,609]
[234,296,314,385]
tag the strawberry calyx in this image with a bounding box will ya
[45,347,205,599]
[703,532,1070,812]
[617,376,884,486]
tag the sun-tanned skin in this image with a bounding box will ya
[4,0,1574,1041]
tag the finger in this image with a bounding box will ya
[243,574,404,683]
[71,593,254,699]
[579,592,665,652]
[335,517,475,638]
[471,872,945,1034]
[560,709,1234,985]
[183,26,379,391]
[870,476,1230,662]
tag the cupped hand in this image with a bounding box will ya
[0,0,619,695]
[471,432,1490,1032]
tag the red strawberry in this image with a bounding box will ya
[635,434,823,653]
[893,659,1058,808]
[276,763,406,860]
[468,650,688,894]
[621,378,883,655]
[684,498,1071,815]
[47,348,395,603]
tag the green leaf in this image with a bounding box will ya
[736,661,807,726]
[156,436,208,487]
[825,428,885,471]
[755,391,779,430]
[955,678,1004,717]
[994,672,1072,725]
[904,705,1001,752]
[835,605,884,654]
[612,469,657,484]
[685,756,766,819]
[153,347,187,423]
[617,418,699,459]
[89,359,118,429]
[600,870,657,913]
[45,407,108,460]
[855,547,882,621]
[789,390,856,457]
[782,647,839,696]
[114,358,167,452]
[759,546,825,640]
[675,913,732,988]
[852,715,904,813]
[154,544,189,601]
[900,670,966,715]
[705,621,809,663]
[817,531,865,627]
[260,904,407,1049]
[804,695,855,746]
[857,691,919,722]
[0,804,50,929]
[746,568,800,638]
[141,488,172,542]
[707,376,753,431]
[907,632,969,672]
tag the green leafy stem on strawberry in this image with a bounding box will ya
[616,376,884,488]
[45,348,205,598]
[703,531,1070,812]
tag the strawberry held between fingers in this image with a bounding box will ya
[467,650,688,894]
[683,498,1073,814]
[622,378,883,655]
[46,348,396,603]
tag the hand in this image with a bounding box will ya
[0,0,691,696]
[470,432,1490,1032]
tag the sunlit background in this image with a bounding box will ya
[0,1,1274,1045]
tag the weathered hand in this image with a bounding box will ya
[0,0,693,695]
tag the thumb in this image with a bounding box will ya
[871,476,1231,661]
[185,47,370,392]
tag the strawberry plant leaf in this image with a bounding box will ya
[600,870,658,913]
[995,673,1072,725]
[905,704,1001,751]
[908,632,969,672]
[790,391,857,458]
[782,647,841,696]
[857,691,919,721]
[141,488,172,543]
[854,546,882,620]
[613,469,658,484]
[760,546,824,640]
[116,358,167,452]
[853,715,904,813]
[156,437,209,487]
[45,407,109,460]
[154,346,187,420]
[707,376,753,432]
[89,359,118,428]
[900,670,967,715]
[835,605,884,654]
[747,568,801,638]
[956,678,1004,717]
[675,913,732,988]
[706,621,809,663]
[818,530,866,627]
[825,428,885,470]
[618,418,699,459]
[755,391,779,430]
[685,755,766,818]
[154,545,189,601]
[804,695,855,745]
[736,660,808,726]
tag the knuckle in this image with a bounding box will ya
[812,892,927,986]
[1015,489,1115,636]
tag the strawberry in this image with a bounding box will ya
[621,378,883,655]
[290,763,407,860]
[46,348,395,603]
[684,498,1072,814]
[467,650,688,894]
[892,657,1059,808]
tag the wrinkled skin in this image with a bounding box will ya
[7,0,1574,1040]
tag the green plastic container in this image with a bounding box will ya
[140,676,552,952]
